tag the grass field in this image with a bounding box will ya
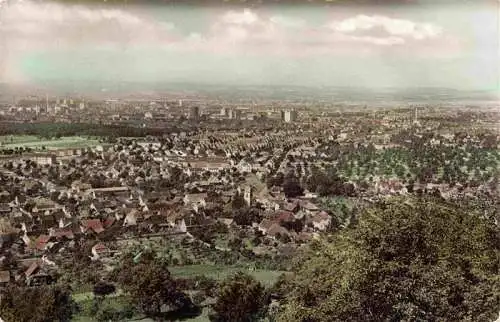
[0,135,100,150]
[72,265,283,321]
[169,264,285,287]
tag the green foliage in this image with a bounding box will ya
[117,249,196,317]
[283,172,304,198]
[277,197,500,322]
[116,249,197,318]
[94,304,134,322]
[93,281,116,298]
[232,192,247,210]
[0,284,77,322]
[212,272,267,322]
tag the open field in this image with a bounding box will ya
[72,265,283,321]
[169,264,285,287]
[0,135,100,150]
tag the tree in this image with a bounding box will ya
[233,207,262,226]
[117,250,195,319]
[211,272,267,322]
[276,197,500,322]
[231,193,246,210]
[0,284,76,322]
[93,281,116,298]
[283,173,304,198]
[266,172,284,188]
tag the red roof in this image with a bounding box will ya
[34,235,51,250]
[53,229,74,240]
[81,219,104,234]
[103,217,116,229]
[92,243,109,254]
[25,260,42,277]
[312,211,331,223]
[276,211,295,223]
[283,200,300,212]
[266,224,289,237]
[259,219,274,231]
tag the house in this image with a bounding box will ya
[217,218,234,227]
[80,219,105,234]
[91,243,112,260]
[283,200,300,213]
[33,235,52,251]
[32,198,60,214]
[0,203,11,215]
[295,232,313,243]
[276,211,295,224]
[123,209,139,227]
[266,224,290,240]
[88,187,130,199]
[71,180,92,193]
[24,260,53,286]
[0,270,11,287]
[258,219,274,234]
[48,227,74,240]
[299,200,320,214]
[310,211,332,231]
[183,193,207,212]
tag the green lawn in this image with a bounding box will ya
[169,264,284,287]
[72,265,283,321]
[0,135,100,150]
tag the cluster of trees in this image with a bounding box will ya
[316,136,499,188]
[267,168,356,198]
[0,284,77,322]
[114,250,198,319]
[273,197,500,321]
[306,166,355,197]
[0,122,182,139]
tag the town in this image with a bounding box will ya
[0,94,498,321]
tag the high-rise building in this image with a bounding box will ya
[220,107,227,116]
[284,110,297,123]
[189,106,200,120]
[228,108,241,120]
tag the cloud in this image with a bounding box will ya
[0,3,461,84]
[0,0,175,47]
[186,8,451,56]
[328,14,442,44]
[0,0,178,82]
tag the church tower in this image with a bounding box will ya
[244,186,253,206]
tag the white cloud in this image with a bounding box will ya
[0,0,177,82]
[0,0,175,46]
[221,8,260,25]
[329,15,442,43]
[0,3,459,84]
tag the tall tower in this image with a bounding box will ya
[189,106,200,120]
[244,186,253,206]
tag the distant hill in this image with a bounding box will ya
[1,82,497,104]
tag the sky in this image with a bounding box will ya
[0,0,498,92]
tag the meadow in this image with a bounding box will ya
[0,135,100,150]
[72,264,283,321]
